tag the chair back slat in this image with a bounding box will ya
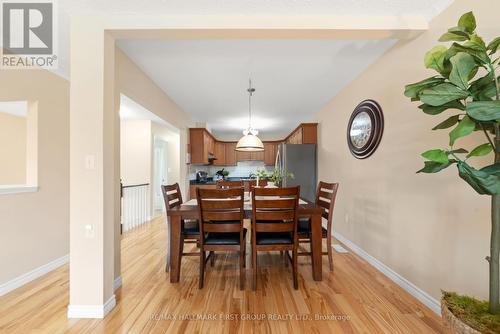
[162,183,183,210]
[200,199,242,210]
[197,188,245,236]
[255,210,295,221]
[202,211,242,221]
[251,186,300,236]
[255,222,294,232]
[254,198,296,209]
[315,181,339,229]
[216,180,244,189]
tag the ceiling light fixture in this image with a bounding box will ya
[236,79,264,152]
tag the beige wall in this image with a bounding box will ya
[0,70,69,285]
[0,112,27,185]
[120,120,152,186]
[316,0,499,302]
[116,49,192,198]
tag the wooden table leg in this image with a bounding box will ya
[169,215,182,283]
[310,213,323,281]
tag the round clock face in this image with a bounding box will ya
[349,111,372,149]
[347,100,384,159]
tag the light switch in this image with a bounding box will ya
[85,155,95,170]
[85,224,95,238]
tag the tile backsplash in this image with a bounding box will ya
[189,161,273,180]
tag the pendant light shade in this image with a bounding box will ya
[236,133,264,152]
[236,79,264,152]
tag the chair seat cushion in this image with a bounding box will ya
[297,218,328,237]
[256,232,293,245]
[297,217,310,233]
[204,228,247,245]
[182,219,199,235]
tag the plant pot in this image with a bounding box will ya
[441,298,481,334]
[267,181,276,188]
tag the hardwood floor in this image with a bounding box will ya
[0,217,449,333]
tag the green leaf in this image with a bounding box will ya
[449,115,476,146]
[469,72,494,98]
[404,76,444,99]
[449,42,490,64]
[432,115,461,130]
[449,52,477,89]
[418,101,465,115]
[457,160,500,195]
[439,32,468,42]
[487,36,500,54]
[464,34,486,51]
[458,11,476,34]
[424,46,448,73]
[421,149,450,163]
[419,83,469,106]
[450,148,469,154]
[481,163,500,178]
[466,101,500,121]
[417,161,452,173]
[467,143,493,158]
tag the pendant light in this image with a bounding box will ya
[236,79,264,152]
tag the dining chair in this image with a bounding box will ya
[297,181,339,271]
[251,186,300,290]
[216,180,244,189]
[162,183,200,272]
[246,179,268,189]
[197,187,247,289]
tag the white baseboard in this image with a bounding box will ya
[114,276,122,291]
[67,294,116,319]
[333,232,441,315]
[0,254,69,296]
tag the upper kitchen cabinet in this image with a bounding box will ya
[189,128,216,164]
[263,142,277,166]
[213,141,226,166]
[189,123,317,165]
[285,123,318,144]
[224,142,237,165]
[236,150,252,162]
[250,150,265,162]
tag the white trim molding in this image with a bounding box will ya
[333,232,441,315]
[0,184,39,195]
[0,254,68,296]
[114,276,122,291]
[67,294,116,319]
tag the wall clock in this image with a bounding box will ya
[347,99,384,159]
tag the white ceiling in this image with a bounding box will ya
[55,0,453,78]
[52,0,452,139]
[0,101,28,118]
[118,39,397,140]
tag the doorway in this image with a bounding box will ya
[153,137,167,216]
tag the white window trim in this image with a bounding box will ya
[0,184,39,195]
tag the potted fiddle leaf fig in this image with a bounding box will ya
[404,11,500,333]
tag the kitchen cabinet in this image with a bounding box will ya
[189,123,317,165]
[264,142,277,166]
[251,150,265,161]
[213,141,226,166]
[236,150,252,162]
[189,128,216,164]
[224,142,237,165]
[285,123,317,145]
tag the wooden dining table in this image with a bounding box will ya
[166,196,325,283]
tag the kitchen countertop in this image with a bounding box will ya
[189,177,256,185]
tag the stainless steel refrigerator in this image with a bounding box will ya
[276,144,317,202]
